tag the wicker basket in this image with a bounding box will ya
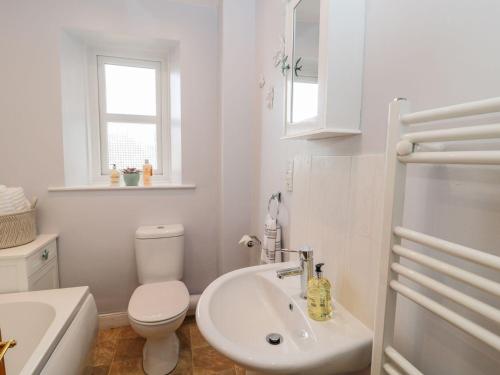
[0,209,37,249]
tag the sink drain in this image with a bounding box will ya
[266,333,283,345]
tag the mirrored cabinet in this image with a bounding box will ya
[282,0,366,140]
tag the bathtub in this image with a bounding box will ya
[0,286,98,375]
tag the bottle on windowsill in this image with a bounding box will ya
[143,159,153,186]
[110,164,120,186]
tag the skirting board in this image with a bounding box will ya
[98,311,129,330]
[98,293,200,330]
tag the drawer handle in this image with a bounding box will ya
[41,249,49,260]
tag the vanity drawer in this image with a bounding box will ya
[26,239,57,276]
[28,258,59,291]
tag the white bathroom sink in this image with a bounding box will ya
[196,262,372,374]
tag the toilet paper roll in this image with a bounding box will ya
[239,234,256,248]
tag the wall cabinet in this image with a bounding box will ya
[283,0,366,140]
[0,234,59,293]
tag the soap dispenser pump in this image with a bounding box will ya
[307,263,333,321]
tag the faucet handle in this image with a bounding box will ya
[277,246,313,259]
[299,245,313,254]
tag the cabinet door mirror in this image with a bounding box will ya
[284,0,366,139]
[290,0,320,124]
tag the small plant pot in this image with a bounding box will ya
[123,173,140,186]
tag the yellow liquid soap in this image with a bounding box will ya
[307,263,333,321]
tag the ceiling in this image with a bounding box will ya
[169,0,219,7]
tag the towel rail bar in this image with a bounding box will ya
[384,347,423,375]
[383,363,404,375]
[392,245,500,297]
[390,281,500,352]
[398,151,500,165]
[394,226,500,271]
[402,124,500,143]
[400,97,500,125]
[391,263,500,323]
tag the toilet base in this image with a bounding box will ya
[142,332,180,375]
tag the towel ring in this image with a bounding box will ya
[267,192,281,220]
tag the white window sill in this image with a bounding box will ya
[281,128,361,140]
[48,183,196,192]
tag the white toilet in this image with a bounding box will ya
[128,224,189,375]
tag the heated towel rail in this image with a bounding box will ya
[372,97,500,375]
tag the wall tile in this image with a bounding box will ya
[289,154,312,250]
[342,154,384,328]
[290,153,384,328]
[308,156,352,294]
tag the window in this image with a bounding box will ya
[59,31,183,187]
[97,56,163,174]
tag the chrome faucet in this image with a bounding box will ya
[276,246,314,299]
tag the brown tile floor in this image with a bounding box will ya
[85,316,246,375]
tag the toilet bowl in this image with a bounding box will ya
[128,224,188,375]
[128,280,189,374]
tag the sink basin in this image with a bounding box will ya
[196,262,372,374]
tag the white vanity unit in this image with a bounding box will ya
[0,234,59,293]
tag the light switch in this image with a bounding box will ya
[285,159,294,192]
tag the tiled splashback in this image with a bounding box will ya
[290,154,385,329]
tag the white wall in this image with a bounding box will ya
[218,0,258,274]
[60,32,90,186]
[254,0,500,374]
[0,0,222,313]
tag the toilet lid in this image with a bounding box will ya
[128,281,189,323]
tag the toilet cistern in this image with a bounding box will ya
[276,246,314,299]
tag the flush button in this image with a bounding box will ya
[266,333,283,345]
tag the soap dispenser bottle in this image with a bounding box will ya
[307,263,333,321]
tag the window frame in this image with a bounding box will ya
[96,55,163,175]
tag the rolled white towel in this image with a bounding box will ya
[0,186,14,214]
[0,204,13,214]
[0,187,31,214]
[10,188,30,211]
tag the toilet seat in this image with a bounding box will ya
[128,280,189,324]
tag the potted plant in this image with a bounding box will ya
[122,167,141,186]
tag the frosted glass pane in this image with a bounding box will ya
[107,122,158,171]
[105,64,156,116]
[292,82,318,123]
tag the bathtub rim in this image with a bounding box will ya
[0,286,90,375]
